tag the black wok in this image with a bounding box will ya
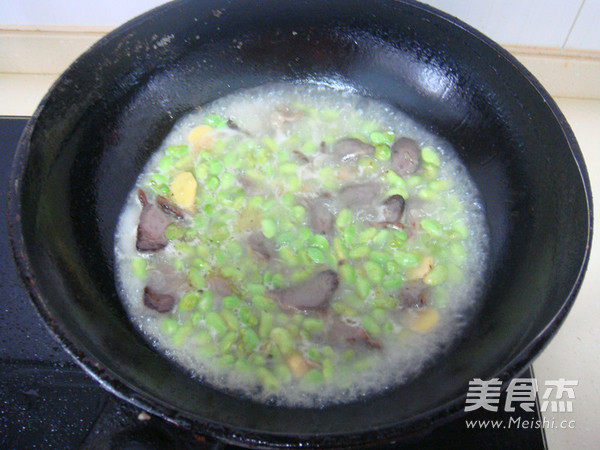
[7,0,592,447]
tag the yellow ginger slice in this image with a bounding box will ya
[406,256,434,280]
[170,171,197,210]
[188,125,213,149]
[409,307,440,333]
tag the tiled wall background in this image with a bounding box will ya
[1,0,599,51]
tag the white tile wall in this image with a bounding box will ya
[564,0,600,50]
[425,0,584,47]
[0,0,599,51]
[0,0,167,27]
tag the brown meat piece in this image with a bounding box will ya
[136,189,173,252]
[143,286,176,313]
[328,318,381,348]
[391,137,420,175]
[399,280,428,309]
[247,231,274,260]
[208,274,233,297]
[333,138,375,162]
[307,197,335,235]
[382,195,406,223]
[271,270,339,310]
[292,149,310,163]
[156,195,185,219]
[338,183,381,207]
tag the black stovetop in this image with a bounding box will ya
[1,117,546,449]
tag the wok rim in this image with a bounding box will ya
[6,0,593,447]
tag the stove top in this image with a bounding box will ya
[1,117,546,449]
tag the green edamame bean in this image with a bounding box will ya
[321,345,335,358]
[421,146,440,166]
[158,155,173,172]
[362,316,381,335]
[339,264,356,283]
[274,364,292,383]
[364,260,384,283]
[303,318,324,332]
[234,359,252,373]
[304,369,324,384]
[197,290,213,311]
[252,294,276,311]
[188,267,205,289]
[307,248,325,264]
[239,305,258,326]
[291,269,312,282]
[271,327,294,355]
[220,172,235,189]
[179,291,200,311]
[208,159,223,175]
[372,296,399,309]
[221,309,239,330]
[343,348,355,361]
[343,225,357,245]
[333,237,348,260]
[298,226,312,241]
[172,326,192,346]
[308,234,330,250]
[349,245,370,259]
[372,308,387,323]
[322,358,333,379]
[452,219,469,239]
[223,295,241,309]
[385,170,406,187]
[240,327,259,352]
[369,251,390,264]
[221,331,237,352]
[195,164,208,181]
[288,175,301,191]
[423,264,448,286]
[255,367,279,391]
[279,246,299,266]
[261,218,277,239]
[418,188,437,200]
[336,208,353,229]
[393,251,420,267]
[131,257,147,279]
[385,260,400,275]
[197,344,219,359]
[205,114,227,128]
[292,205,306,220]
[358,227,378,243]
[332,302,358,317]
[421,218,443,237]
[259,312,274,338]
[160,317,177,335]
[383,277,404,289]
[353,357,372,371]
[272,273,285,287]
[280,162,299,174]
[374,144,391,161]
[206,312,228,335]
[217,354,235,366]
[206,175,220,190]
[165,223,185,240]
[307,348,322,362]
[195,330,212,346]
[356,276,371,298]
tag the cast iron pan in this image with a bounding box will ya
[7,0,592,447]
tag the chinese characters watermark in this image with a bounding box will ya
[464,378,578,430]
[465,378,578,413]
